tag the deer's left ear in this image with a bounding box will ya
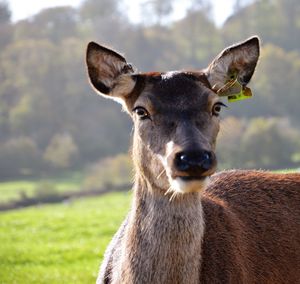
[86,42,136,105]
[205,36,260,93]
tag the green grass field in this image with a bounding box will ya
[0,192,131,284]
[1,168,299,283]
[0,173,83,203]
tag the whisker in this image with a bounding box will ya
[157,169,166,179]
[169,191,178,202]
[165,151,173,160]
[164,185,173,196]
[170,193,176,202]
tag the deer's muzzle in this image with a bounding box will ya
[173,149,217,180]
[161,141,217,193]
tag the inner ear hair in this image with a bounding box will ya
[86,42,135,95]
[206,36,260,92]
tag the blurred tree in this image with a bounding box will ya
[172,8,221,68]
[275,0,300,51]
[33,181,58,199]
[33,7,78,43]
[0,36,133,169]
[218,117,300,170]
[252,45,300,123]
[83,153,133,190]
[0,39,61,147]
[43,133,78,169]
[79,0,130,45]
[80,0,119,21]
[222,0,279,46]
[217,116,246,169]
[0,0,10,23]
[0,136,42,178]
[132,26,175,70]
[240,118,300,169]
[0,1,12,49]
[0,0,299,179]
[14,6,78,43]
[222,0,300,52]
[139,0,173,26]
[187,0,212,17]
[225,44,300,126]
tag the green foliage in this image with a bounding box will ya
[14,7,78,43]
[44,133,78,169]
[0,136,42,178]
[0,0,300,178]
[0,193,131,283]
[222,0,300,52]
[33,181,59,199]
[253,45,300,122]
[83,154,133,190]
[171,9,221,68]
[242,118,299,168]
[139,0,173,25]
[217,116,245,169]
[217,117,300,170]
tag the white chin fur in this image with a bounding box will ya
[170,177,210,194]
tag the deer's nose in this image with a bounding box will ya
[174,150,215,175]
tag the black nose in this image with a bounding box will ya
[175,150,214,174]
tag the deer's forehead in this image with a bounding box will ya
[136,72,216,111]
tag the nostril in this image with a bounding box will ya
[179,154,188,162]
[203,152,210,161]
[201,151,213,171]
[174,150,214,173]
[175,152,191,171]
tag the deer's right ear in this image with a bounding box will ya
[86,42,136,104]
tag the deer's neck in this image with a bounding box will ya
[114,177,205,284]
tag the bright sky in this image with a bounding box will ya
[8,0,238,26]
[9,0,83,21]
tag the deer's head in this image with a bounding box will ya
[86,37,260,195]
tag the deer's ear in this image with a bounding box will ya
[205,36,260,94]
[86,42,136,103]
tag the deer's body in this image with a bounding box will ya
[86,37,300,284]
[98,170,300,284]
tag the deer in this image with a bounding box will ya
[86,36,300,284]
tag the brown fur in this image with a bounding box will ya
[98,171,300,284]
[201,170,300,284]
[86,37,300,284]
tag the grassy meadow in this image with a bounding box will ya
[0,192,131,284]
[0,173,83,203]
[0,168,298,283]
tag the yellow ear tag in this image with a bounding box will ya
[216,76,253,103]
[228,87,252,103]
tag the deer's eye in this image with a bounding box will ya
[133,107,150,120]
[212,102,227,116]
